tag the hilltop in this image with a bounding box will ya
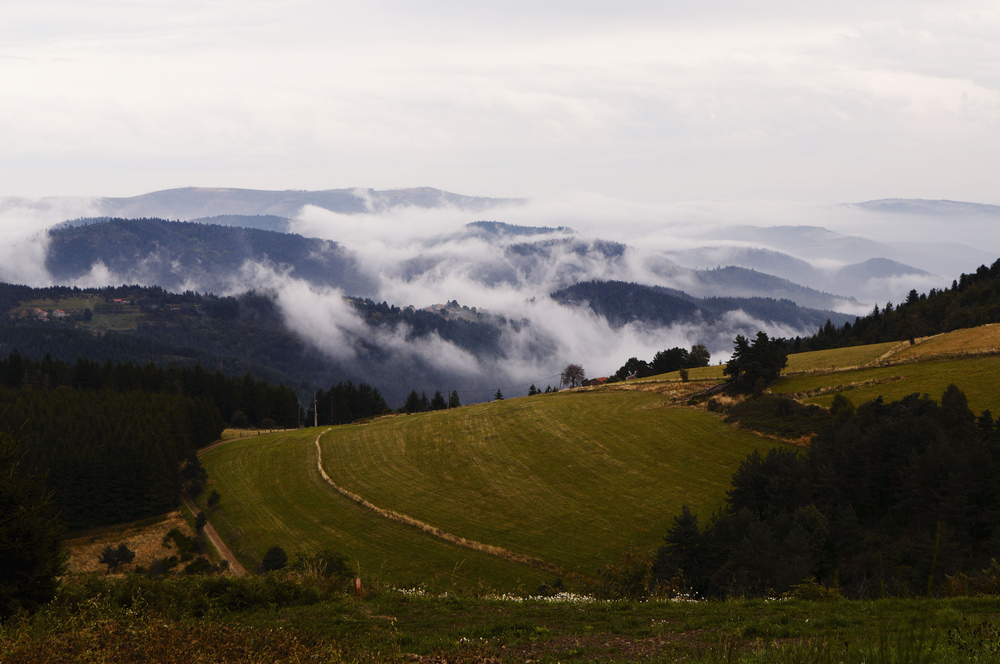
[194,324,1000,590]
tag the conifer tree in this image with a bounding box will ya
[0,431,66,617]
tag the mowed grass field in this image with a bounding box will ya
[201,390,780,588]
[318,390,777,575]
[773,354,1000,414]
[200,428,552,591]
[199,327,999,591]
[894,323,1000,361]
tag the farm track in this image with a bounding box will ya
[181,494,247,576]
[312,429,575,579]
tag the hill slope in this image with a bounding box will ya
[199,326,1000,589]
[200,384,780,587]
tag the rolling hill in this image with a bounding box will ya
[197,325,1000,590]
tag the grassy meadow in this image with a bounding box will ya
[20,325,1000,662]
[199,428,551,592]
[198,327,1000,591]
[200,388,781,590]
[6,573,1000,663]
[773,355,1000,413]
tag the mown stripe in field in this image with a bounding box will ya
[311,429,574,579]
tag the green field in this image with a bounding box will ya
[201,428,551,591]
[647,340,899,383]
[772,354,1000,414]
[19,296,100,312]
[201,391,780,588]
[784,340,901,372]
[200,326,1000,591]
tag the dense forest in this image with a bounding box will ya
[305,380,391,425]
[0,352,300,429]
[793,258,1000,351]
[0,353,301,529]
[655,387,1000,598]
[1,386,220,530]
[0,283,512,406]
[46,217,375,296]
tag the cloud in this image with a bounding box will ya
[0,196,98,285]
[3,1,1000,202]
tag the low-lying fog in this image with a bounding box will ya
[3,192,997,399]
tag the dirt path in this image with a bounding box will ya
[312,429,577,579]
[191,437,250,575]
[181,494,247,576]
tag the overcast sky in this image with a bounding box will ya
[2,1,998,204]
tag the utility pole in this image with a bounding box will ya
[313,392,318,428]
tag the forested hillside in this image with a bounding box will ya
[657,387,1000,598]
[793,258,1000,351]
[0,283,514,405]
[0,353,300,529]
[551,280,853,330]
[46,218,376,295]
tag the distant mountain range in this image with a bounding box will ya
[5,186,997,401]
[853,198,1000,216]
[90,186,522,223]
[47,216,859,314]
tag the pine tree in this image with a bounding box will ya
[0,431,66,616]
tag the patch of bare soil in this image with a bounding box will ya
[604,379,718,404]
[64,510,196,574]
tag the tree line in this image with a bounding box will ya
[611,344,711,382]
[654,386,1000,598]
[791,258,1000,352]
[305,381,391,424]
[0,385,221,530]
[0,352,300,429]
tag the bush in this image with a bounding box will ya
[183,557,217,575]
[261,546,288,572]
[587,545,654,600]
[292,549,350,578]
[97,543,136,574]
[725,395,832,438]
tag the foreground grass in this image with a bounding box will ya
[5,574,1000,663]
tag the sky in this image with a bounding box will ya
[2,1,999,204]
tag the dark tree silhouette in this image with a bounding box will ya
[97,543,136,574]
[0,431,66,617]
[261,545,288,571]
[562,363,586,388]
[723,332,788,391]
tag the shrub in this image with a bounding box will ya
[183,557,217,575]
[261,546,288,572]
[292,549,350,578]
[587,545,654,600]
[97,543,136,574]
